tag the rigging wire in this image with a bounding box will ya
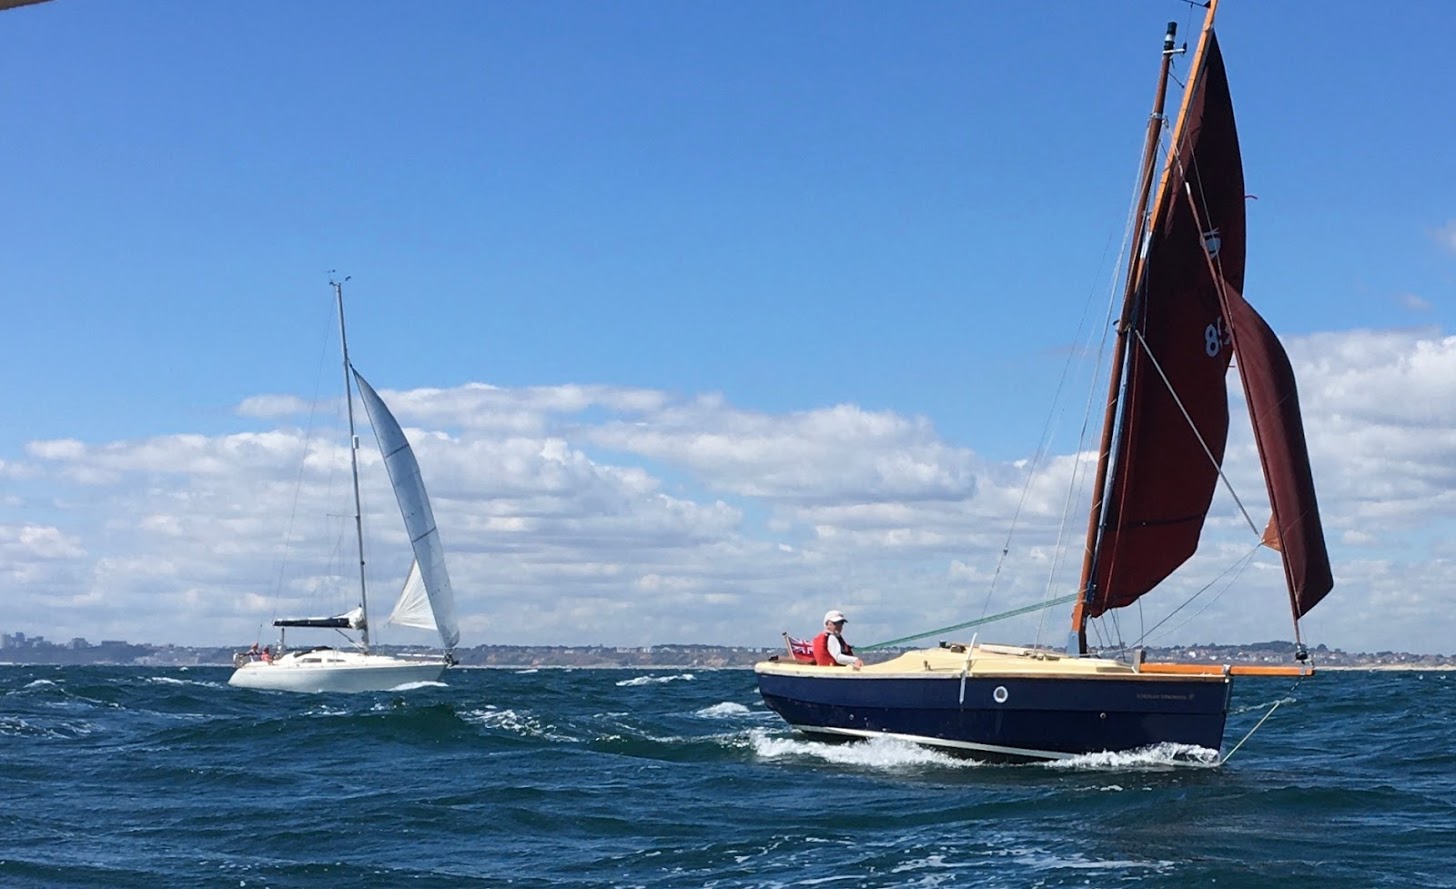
[1073,38,1188,653]
[1087,22,1284,650]
[1084,35,1268,653]
[1129,325,1262,536]
[1089,541,1260,659]
[267,292,340,632]
[1222,674,1305,765]
[1137,543,1260,646]
[970,212,1126,641]
[962,5,1271,657]
[1025,103,1166,650]
[1182,121,1317,647]
[862,593,1079,652]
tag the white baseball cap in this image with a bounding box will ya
[824,610,847,624]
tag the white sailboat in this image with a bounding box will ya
[228,280,460,693]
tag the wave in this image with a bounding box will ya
[694,702,751,718]
[615,673,696,687]
[386,680,449,692]
[146,675,224,689]
[1044,742,1221,770]
[746,729,981,770]
[459,706,578,743]
[0,665,1444,889]
[0,714,99,740]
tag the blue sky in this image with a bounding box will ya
[2,1,1453,655]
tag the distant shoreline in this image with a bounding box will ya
[3,637,1453,670]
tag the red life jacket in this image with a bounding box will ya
[812,631,853,666]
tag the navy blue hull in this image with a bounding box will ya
[757,670,1230,761]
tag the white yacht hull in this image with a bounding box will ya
[228,649,450,693]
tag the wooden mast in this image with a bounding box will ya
[1070,2,1221,654]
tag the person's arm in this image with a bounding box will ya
[827,635,862,668]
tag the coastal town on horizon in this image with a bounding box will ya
[4,629,1454,671]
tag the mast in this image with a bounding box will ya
[333,276,371,649]
[1069,8,1218,654]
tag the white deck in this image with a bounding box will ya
[228,648,449,693]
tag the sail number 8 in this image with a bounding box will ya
[1204,316,1232,357]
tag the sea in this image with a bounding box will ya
[2,665,1452,889]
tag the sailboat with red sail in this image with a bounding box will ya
[754,1,1333,763]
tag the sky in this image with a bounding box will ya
[2,1,1453,656]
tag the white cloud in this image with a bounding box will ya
[27,439,86,461]
[1,524,86,561]
[1435,220,1456,254]
[5,328,1456,655]
[1284,330,1456,538]
[236,394,317,418]
[1397,293,1431,313]
[587,400,978,503]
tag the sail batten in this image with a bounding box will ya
[352,370,461,649]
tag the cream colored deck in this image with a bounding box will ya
[755,643,1227,682]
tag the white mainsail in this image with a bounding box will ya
[352,370,461,649]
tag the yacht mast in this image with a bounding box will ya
[1069,14,1196,654]
[332,276,371,649]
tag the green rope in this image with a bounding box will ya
[859,594,1081,651]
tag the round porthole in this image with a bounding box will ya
[993,686,1009,703]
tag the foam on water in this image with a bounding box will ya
[0,714,97,739]
[146,675,223,688]
[616,673,696,687]
[746,729,980,770]
[1044,741,1220,770]
[695,701,751,718]
[387,680,448,692]
[1004,846,1176,877]
[460,706,576,742]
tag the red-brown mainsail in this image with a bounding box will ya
[1084,32,1245,619]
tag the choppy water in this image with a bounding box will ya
[2,665,1453,888]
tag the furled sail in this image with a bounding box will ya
[1086,32,1244,618]
[384,559,439,632]
[274,606,366,630]
[352,371,461,649]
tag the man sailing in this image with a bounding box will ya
[812,610,863,670]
